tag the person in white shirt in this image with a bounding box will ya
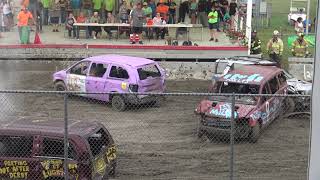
[295,17,304,33]
[2,0,13,31]
[152,12,167,39]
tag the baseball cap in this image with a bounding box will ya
[143,2,147,5]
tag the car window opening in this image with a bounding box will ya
[138,65,161,80]
[109,66,129,79]
[70,61,90,76]
[89,63,107,77]
[42,138,77,159]
[87,128,109,157]
[0,136,33,158]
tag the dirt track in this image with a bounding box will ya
[0,61,310,180]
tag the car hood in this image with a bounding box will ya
[196,100,256,119]
[287,78,312,94]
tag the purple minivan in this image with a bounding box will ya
[53,55,166,111]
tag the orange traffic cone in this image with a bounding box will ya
[34,32,42,44]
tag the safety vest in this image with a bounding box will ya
[208,11,218,24]
[292,39,308,57]
[267,38,283,55]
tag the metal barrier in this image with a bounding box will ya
[0,91,310,179]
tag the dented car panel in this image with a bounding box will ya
[195,65,287,141]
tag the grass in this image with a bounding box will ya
[256,0,317,69]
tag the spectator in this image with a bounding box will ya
[295,17,304,33]
[197,0,207,27]
[76,11,89,39]
[303,18,312,33]
[41,0,51,25]
[119,1,128,23]
[167,0,176,24]
[267,30,283,68]
[130,2,145,44]
[2,0,13,31]
[208,4,219,42]
[89,11,102,39]
[250,30,262,55]
[142,2,152,18]
[71,0,80,17]
[222,8,230,32]
[103,0,115,18]
[229,0,237,30]
[156,1,169,22]
[66,12,76,38]
[92,0,102,18]
[148,0,156,18]
[103,12,116,39]
[59,0,66,23]
[82,0,92,17]
[178,0,189,23]
[66,0,72,17]
[153,12,167,39]
[17,6,34,44]
[189,0,197,24]
[49,0,60,32]
[124,0,133,15]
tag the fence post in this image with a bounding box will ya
[64,93,69,180]
[230,93,235,180]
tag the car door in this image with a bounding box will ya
[86,62,109,101]
[66,61,91,95]
[37,137,79,180]
[106,65,130,93]
[0,134,42,179]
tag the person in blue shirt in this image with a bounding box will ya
[71,0,81,17]
[303,19,312,33]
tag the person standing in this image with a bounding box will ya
[3,0,13,31]
[208,4,218,42]
[167,0,176,24]
[250,30,262,55]
[49,0,60,32]
[103,0,115,19]
[177,0,189,23]
[291,32,309,57]
[295,17,304,33]
[71,0,80,17]
[17,6,34,44]
[148,0,156,18]
[92,0,102,18]
[189,0,197,24]
[229,0,237,30]
[82,0,92,17]
[267,30,284,68]
[59,0,66,23]
[130,2,145,44]
[41,0,51,25]
[197,0,207,27]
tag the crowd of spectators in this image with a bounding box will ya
[0,0,241,44]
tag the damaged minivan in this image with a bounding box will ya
[195,65,290,142]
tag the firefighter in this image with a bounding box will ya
[267,30,283,68]
[250,30,262,55]
[291,32,309,57]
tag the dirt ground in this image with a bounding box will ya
[0,61,310,180]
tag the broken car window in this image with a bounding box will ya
[87,128,110,157]
[0,136,33,158]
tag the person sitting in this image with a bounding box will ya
[153,12,167,39]
[103,12,117,39]
[76,11,89,39]
[66,13,77,38]
[89,11,102,39]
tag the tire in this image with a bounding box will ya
[112,96,126,111]
[54,81,66,91]
[248,124,260,143]
[109,162,116,177]
[285,97,295,114]
[153,96,164,108]
[197,119,205,138]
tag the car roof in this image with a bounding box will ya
[84,54,155,67]
[0,119,102,137]
[218,65,283,85]
[216,56,276,66]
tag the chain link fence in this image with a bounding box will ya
[0,91,310,180]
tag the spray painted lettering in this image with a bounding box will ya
[250,98,281,124]
[0,160,29,179]
[223,73,264,84]
[41,159,78,180]
[210,103,238,119]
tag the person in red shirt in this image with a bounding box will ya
[76,11,89,39]
[17,6,34,44]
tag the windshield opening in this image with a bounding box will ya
[138,64,161,80]
[87,128,109,157]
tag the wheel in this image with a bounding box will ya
[112,96,126,111]
[109,162,116,177]
[284,97,295,114]
[54,81,66,91]
[248,124,260,143]
[153,96,164,108]
[197,119,205,138]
